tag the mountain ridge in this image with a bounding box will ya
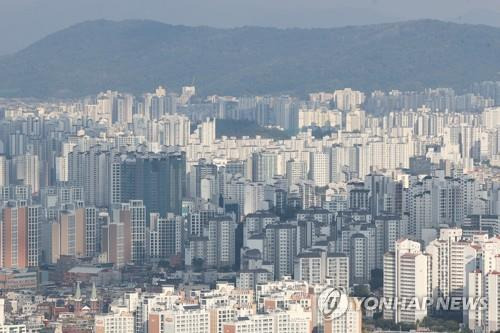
[1,19,500,98]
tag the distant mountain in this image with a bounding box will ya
[1,19,500,98]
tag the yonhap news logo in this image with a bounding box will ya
[317,287,350,319]
[317,289,488,318]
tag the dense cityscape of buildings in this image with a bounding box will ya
[0,82,499,332]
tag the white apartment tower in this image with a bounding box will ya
[119,200,146,263]
[0,155,9,187]
[426,228,477,299]
[295,251,349,289]
[94,309,135,333]
[148,307,210,333]
[286,159,307,187]
[324,298,362,333]
[264,224,297,279]
[310,152,330,187]
[205,216,236,269]
[383,239,429,323]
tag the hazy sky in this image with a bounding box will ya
[1,0,500,55]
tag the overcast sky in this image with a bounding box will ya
[1,0,500,55]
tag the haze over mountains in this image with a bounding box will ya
[451,9,500,27]
[1,19,500,98]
